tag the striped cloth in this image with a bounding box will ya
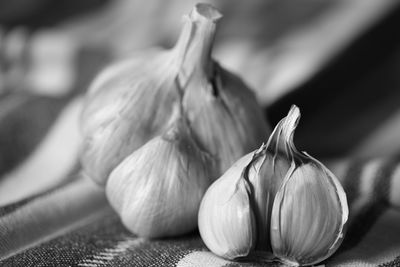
[1,52,400,267]
[2,2,400,266]
[1,154,400,266]
[1,130,400,267]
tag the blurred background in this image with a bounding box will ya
[1,0,400,203]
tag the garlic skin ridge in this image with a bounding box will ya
[80,3,270,185]
[198,105,349,266]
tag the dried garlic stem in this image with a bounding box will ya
[174,3,222,84]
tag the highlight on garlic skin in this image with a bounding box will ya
[80,3,269,185]
[106,109,214,238]
[198,105,349,266]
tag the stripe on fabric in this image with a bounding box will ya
[338,156,397,251]
[0,167,80,217]
[77,237,145,267]
[379,255,400,267]
[0,97,84,206]
[373,155,400,204]
[340,159,365,207]
[0,95,70,175]
[176,251,230,267]
[359,159,383,196]
[0,176,108,260]
[0,210,128,266]
[389,164,400,207]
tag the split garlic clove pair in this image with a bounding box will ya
[199,105,349,266]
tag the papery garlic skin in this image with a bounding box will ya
[106,115,213,238]
[198,105,348,266]
[81,51,180,185]
[198,154,256,259]
[183,65,269,174]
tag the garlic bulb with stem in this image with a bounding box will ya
[198,105,348,266]
[106,104,215,238]
[80,3,269,185]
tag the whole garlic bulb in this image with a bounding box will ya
[198,105,348,266]
[80,3,269,185]
[106,107,214,238]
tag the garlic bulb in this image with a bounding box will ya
[106,107,214,238]
[198,105,348,266]
[80,3,269,185]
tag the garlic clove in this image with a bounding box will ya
[266,105,348,266]
[270,161,348,266]
[198,153,256,260]
[106,112,213,238]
